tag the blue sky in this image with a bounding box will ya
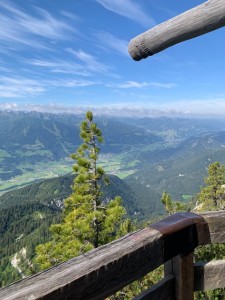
[0,0,225,116]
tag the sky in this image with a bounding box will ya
[0,0,225,117]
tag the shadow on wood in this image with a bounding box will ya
[1,211,225,299]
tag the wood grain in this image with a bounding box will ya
[165,253,194,300]
[194,260,225,291]
[128,0,225,61]
[1,211,225,299]
[134,275,175,300]
[200,211,225,243]
[0,227,164,300]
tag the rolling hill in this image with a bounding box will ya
[125,130,225,203]
[0,111,162,191]
[2,111,225,287]
[0,173,146,287]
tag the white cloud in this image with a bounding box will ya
[0,1,75,51]
[149,82,177,88]
[118,81,149,88]
[0,75,99,99]
[109,81,177,89]
[94,31,129,56]
[67,49,109,73]
[0,77,46,98]
[48,79,99,88]
[3,98,225,117]
[24,58,90,76]
[60,11,81,21]
[96,0,155,27]
[161,97,225,116]
[0,102,19,110]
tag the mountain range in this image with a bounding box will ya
[2,111,225,287]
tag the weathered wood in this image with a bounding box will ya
[128,0,225,61]
[200,211,225,243]
[0,227,164,300]
[134,275,175,300]
[165,253,194,300]
[1,211,225,299]
[151,212,211,258]
[194,260,225,291]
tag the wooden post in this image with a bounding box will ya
[194,260,225,291]
[165,252,194,300]
[1,211,225,300]
[128,0,225,61]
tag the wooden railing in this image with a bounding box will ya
[1,211,225,300]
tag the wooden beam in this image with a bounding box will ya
[165,253,194,300]
[134,275,175,300]
[194,260,225,291]
[151,212,211,255]
[128,0,225,61]
[200,211,225,243]
[0,211,224,300]
[0,227,164,300]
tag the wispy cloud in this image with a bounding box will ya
[3,97,225,117]
[94,31,129,56]
[117,81,149,88]
[149,82,177,88]
[95,0,155,27]
[161,97,225,116]
[0,102,19,110]
[24,58,90,76]
[109,81,177,89]
[0,1,75,51]
[67,48,109,73]
[0,77,46,98]
[48,79,99,88]
[0,75,99,99]
[60,10,81,21]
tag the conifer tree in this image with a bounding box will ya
[35,111,128,270]
[194,162,225,299]
[161,191,187,215]
[197,162,225,211]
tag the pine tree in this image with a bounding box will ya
[197,162,225,211]
[161,191,187,215]
[194,162,225,299]
[35,111,129,270]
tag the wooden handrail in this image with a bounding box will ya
[1,211,225,299]
[128,0,225,61]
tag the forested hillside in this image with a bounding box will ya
[0,174,140,215]
[0,172,142,287]
[2,111,225,289]
[0,111,162,192]
[0,203,61,286]
[126,130,225,203]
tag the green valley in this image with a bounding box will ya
[2,111,225,288]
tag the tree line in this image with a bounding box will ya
[2,111,225,299]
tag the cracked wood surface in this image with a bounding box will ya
[129,0,225,61]
[0,211,225,300]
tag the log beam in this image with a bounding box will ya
[0,211,225,299]
[194,260,225,291]
[128,0,225,61]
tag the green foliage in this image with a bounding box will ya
[0,203,61,287]
[195,242,225,299]
[161,191,187,215]
[194,162,225,299]
[197,162,225,211]
[35,112,129,270]
[0,173,139,286]
[160,177,225,299]
[107,266,163,300]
